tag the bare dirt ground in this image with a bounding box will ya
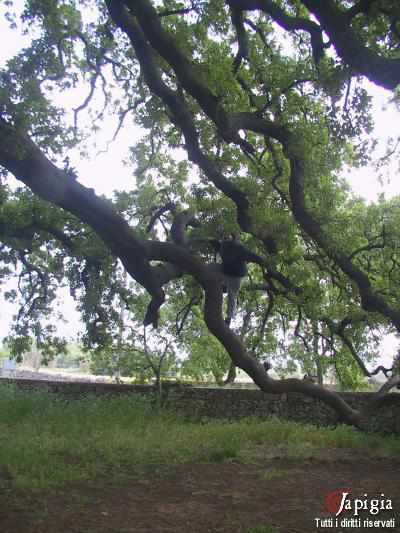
[1,457,399,533]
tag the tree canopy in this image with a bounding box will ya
[1,0,400,427]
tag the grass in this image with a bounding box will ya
[0,383,399,492]
[260,467,298,481]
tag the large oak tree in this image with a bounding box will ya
[1,0,400,427]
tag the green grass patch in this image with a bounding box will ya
[0,384,399,492]
[260,467,299,481]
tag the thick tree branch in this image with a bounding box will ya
[227,0,400,90]
[106,0,253,231]
[300,0,400,90]
[228,0,326,65]
[170,210,200,247]
[229,4,250,72]
[145,238,361,425]
[146,202,175,233]
[202,277,360,425]
[285,134,400,331]
[121,0,255,153]
[346,0,378,19]
[0,117,166,327]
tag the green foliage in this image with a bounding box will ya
[53,343,85,369]
[179,307,232,383]
[0,0,399,392]
[89,341,178,382]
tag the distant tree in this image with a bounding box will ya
[53,343,86,369]
[1,1,400,427]
[90,332,178,392]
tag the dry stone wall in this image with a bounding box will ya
[1,378,399,433]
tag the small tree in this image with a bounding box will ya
[90,332,178,393]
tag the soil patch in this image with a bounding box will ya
[1,458,399,533]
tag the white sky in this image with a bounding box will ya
[0,2,399,368]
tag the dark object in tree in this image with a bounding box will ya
[219,236,264,277]
[63,157,78,180]
[213,235,265,324]
[263,360,272,373]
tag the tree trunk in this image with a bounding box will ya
[312,324,324,387]
[154,369,163,405]
[224,361,237,384]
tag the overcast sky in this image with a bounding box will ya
[0,2,399,367]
